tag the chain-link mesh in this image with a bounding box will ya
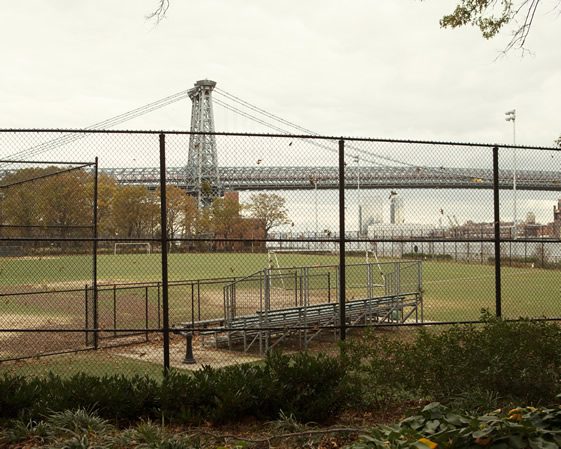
[0,130,559,377]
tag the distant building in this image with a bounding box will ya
[389,193,404,224]
[367,223,445,239]
[362,195,384,233]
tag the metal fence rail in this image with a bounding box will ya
[0,129,560,375]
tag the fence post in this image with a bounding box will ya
[157,282,161,329]
[159,133,170,374]
[145,286,149,342]
[197,279,201,321]
[191,283,195,327]
[85,284,89,346]
[493,145,502,317]
[294,271,298,306]
[92,157,99,349]
[113,285,117,338]
[264,269,271,313]
[338,138,346,341]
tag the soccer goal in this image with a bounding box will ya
[114,242,152,255]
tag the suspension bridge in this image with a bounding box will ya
[1,79,560,199]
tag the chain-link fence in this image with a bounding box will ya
[0,130,560,376]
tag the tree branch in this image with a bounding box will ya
[146,0,170,23]
[440,0,551,54]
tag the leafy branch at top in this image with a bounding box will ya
[439,0,547,53]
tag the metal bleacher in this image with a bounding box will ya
[175,260,423,356]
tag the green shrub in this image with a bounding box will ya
[5,320,559,427]
[344,315,561,405]
[266,351,349,423]
[161,363,273,424]
[43,373,159,422]
[0,373,160,423]
[161,353,348,424]
[0,352,351,425]
[0,375,34,419]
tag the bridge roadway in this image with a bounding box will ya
[102,165,561,191]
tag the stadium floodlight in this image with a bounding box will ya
[309,176,318,235]
[504,109,517,238]
[353,155,362,235]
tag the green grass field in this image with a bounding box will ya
[1,251,560,377]
[1,251,559,322]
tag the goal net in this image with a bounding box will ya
[114,242,152,255]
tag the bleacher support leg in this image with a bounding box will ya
[183,333,196,365]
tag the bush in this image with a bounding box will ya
[160,363,274,424]
[266,351,349,423]
[0,373,160,423]
[343,315,561,405]
[0,352,350,425]
[4,319,561,426]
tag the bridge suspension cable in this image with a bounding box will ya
[214,87,420,169]
[1,83,474,183]
[214,88,486,184]
[0,90,190,166]
[212,97,396,166]
[215,87,319,136]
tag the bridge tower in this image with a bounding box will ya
[186,79,222,207]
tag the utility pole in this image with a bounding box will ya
[505,109,516,238]
[309,175,319,235]
[354,155,362,235]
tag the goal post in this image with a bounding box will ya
[114,242,152,256]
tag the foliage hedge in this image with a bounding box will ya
[2,317,561,426]
[0,352,348,425]
[343,314,561,405]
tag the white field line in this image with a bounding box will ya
[423,269,538,285]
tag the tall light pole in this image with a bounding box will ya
[309,176,318,235]
[354,155,362,235]
[505,109,516,238]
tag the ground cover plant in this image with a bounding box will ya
[3,400,561,449]
[349,402,561,449]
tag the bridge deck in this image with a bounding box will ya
[103,166,561,191]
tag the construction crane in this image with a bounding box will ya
[440,209,458,229]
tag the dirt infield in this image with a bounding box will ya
[113,336,263,370]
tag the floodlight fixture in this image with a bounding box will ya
[504,108,517,237]
[505,109,516,122]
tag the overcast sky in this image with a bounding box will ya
[1,0,559,145]
[1,1,560,229]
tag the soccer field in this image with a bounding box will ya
[0,251,559,322]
